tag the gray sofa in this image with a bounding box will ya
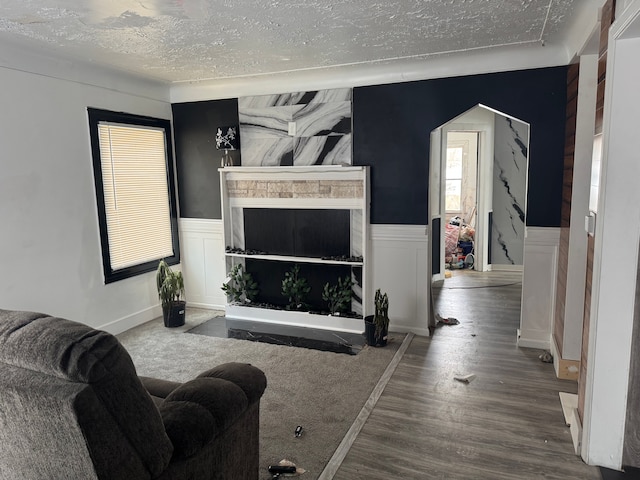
[0,309,267,480]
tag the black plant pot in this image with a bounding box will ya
[163,301,186,328]
[364,315,388,347]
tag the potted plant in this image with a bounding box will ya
[221,264,258,304]
[156,259,186,328]
[365,289,389,347]
[281,264,311,311]
[322,275,354,315]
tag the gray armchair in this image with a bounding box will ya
[0,309,267,480]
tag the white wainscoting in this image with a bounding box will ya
[370,225,430,336]
[179,218,226,310]
[517,226,560,349]
[180,219,431,334]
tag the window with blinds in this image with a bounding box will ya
[445,146,463,212]
[88,109,179,283]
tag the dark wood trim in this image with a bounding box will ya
[554,62,580,357]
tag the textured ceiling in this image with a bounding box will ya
[0,0,593,83]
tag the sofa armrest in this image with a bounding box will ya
[158,377,249,459]
[139,376,182,399]
[197,362,267,404]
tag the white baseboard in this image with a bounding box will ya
[187,301,226,310]
[569,408,582,456]
[559,392,578,425]
[99,305,162,335]
[559,392,582,455]
[516,328,550,349]
[490,264,523,272]
[391,324,431,337]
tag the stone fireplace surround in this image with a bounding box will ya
[220,166,369,333]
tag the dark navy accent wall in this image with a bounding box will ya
[172,99,239,219]
[172,66,567,226]
[353,66,568,226]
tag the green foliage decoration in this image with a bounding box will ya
[222,264,258,303]
[281,264,311,311]
[322,275,354,315]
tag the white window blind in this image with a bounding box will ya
[97,122,174,271]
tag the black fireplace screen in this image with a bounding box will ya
[243,208,350,258]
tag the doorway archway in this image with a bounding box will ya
[428,104,530,333]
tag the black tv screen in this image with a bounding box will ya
[243,209,350,258]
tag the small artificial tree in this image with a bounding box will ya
[322,275,354,315]
[221,264,258,303]
[281,264,311,311]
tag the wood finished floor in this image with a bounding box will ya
[333,270,602,479]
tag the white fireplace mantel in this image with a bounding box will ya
[219,165,370,333]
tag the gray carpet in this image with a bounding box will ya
[117,308,404,479]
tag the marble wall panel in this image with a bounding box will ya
[351,209,363,258]
[293,101,351,137]
[238,88,352,166]
[231,207,245,249]
[293,135,351,166]
[491,115,529,265]
[240,138,294,166]
[239,105,303,139]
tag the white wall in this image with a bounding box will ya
[0,52,172,333]
[561,54,598,361]
[582,3,640,467]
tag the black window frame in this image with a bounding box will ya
[88,108,180,284]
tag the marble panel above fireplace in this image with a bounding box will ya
[238,88,352,167]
